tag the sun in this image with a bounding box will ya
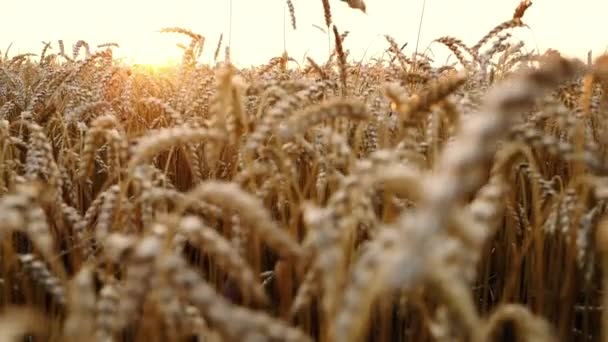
[116,49,181,70]
[113,33,186,68]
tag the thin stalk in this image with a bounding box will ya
[328,31,331,62]
[228,0,233,49]
[283,1,287,53]
[413,0,427,66]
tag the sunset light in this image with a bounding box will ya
[2,0,606,67]
[2,1,608,341]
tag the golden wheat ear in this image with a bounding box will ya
[341,0,366,13]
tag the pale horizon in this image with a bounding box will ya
[2,0,606,67]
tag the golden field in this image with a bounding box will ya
[0,1,607,341]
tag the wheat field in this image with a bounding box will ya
[0,1,607,341]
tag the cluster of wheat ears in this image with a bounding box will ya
[1,0,608,341]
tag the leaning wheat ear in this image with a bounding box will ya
[341,0,366,13]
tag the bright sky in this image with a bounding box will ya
[1,0,606,68]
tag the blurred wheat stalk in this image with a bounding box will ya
[0,1,607,341]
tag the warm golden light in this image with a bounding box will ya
[1,0,606,66]
[1,1,608,341]
[114,34,184,67]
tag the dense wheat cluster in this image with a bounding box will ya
[1,1,608,341]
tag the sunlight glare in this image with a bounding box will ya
[113,32,186,67]
[1,0,606,67]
